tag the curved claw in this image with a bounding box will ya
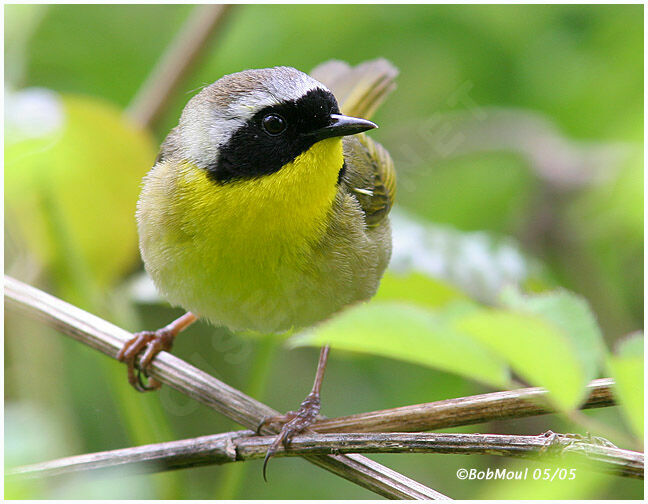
[256,416,273,435]
[117,329,174,393]
[261,393,321,482]
[256,413,295,435]
[262,428,290,482]
[136,366,162,391]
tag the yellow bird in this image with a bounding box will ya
[117,59,397,477]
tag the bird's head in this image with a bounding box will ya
[175,66,376,183]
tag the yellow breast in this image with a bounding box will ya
[136,137,344,327]
[177,136,341,260]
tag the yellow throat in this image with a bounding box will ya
[166,137,344,281]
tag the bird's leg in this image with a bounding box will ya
[259,345,330,481]
[117,312,197,392]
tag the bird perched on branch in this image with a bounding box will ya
[118,58,398,478]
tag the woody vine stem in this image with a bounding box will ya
[4,276,644,501]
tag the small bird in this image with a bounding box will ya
[117,59,397,478]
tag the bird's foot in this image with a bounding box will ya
[116,328,175,392]
[258,391,321,481]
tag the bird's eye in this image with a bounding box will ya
[261,113,287,135]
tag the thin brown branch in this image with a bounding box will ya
[4,275,449,500]
[314,378,615,434]
[127,5,233,129]
[8,431,643,480]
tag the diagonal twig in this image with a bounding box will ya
[314,378,615,434]
[4,275,449,500]
[4,272,617,433]
[127,4,234,129]
[8,430,643,481]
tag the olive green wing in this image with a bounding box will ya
[311,59,398,227]
[341,134,396,227]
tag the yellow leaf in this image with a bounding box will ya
[6,91,157,287]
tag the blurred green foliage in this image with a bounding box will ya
[5,4,643,500]
[607,333,644,439]
[293,300,511,389]
[298,288,607,410]
[6,94,155,291]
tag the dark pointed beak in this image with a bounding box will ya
[307,114,377,141]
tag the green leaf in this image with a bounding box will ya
[501,287,606,383]
[374,271,467,308]
[6,90,157,288]
[607,332,643,438]
[455,308,587,409]
[291,301,510,389]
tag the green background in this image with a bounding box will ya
[5,4,643,499]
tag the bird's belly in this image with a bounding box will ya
[147,235,354,333]
[137,154,388,334]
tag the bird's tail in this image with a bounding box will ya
[310,59,398,120]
